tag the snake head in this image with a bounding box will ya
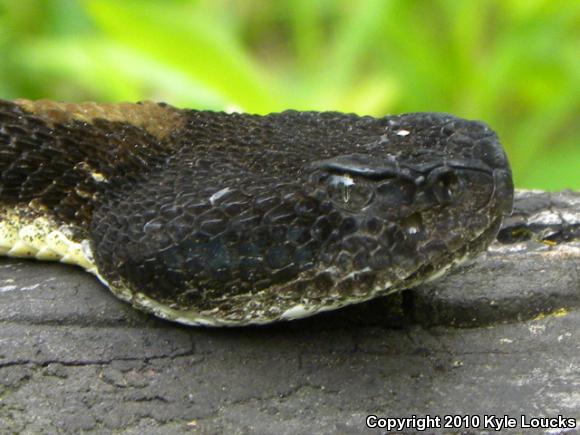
[91,111,513,325]
[300,114,513,308]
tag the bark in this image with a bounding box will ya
[0,190,578,434]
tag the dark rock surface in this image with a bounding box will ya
[0,190,578,434]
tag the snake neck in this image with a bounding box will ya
[0,99,184,226]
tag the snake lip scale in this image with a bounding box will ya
[0,99,514,326]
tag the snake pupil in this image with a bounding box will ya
[343,185,350,203]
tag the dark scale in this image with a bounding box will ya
[0,99,514,325]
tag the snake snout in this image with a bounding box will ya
[466,123,514,216]
[437,117,513,217]
[476,132,511,173]
[448,119,511,172]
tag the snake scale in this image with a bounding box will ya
[0,99,513,326]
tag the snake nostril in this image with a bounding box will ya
[429,168,462,205]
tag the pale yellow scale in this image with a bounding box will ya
[0,206,97,274]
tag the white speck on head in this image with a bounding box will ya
[329,174,355,187]
[209,187,231,205]
[395,129,410,136]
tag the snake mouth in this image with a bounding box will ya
[275,215,506,324]
[395,214,504,291]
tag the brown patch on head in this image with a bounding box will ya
[14,99,185,140]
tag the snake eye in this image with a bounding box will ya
[429,167,462,205]
[325,174,374,211]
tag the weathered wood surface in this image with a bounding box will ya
[0,190,578,434]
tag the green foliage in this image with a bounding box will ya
[0,0,578,189]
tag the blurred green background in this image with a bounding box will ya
[0,0,578,189]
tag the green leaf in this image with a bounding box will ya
[84,0,281,112]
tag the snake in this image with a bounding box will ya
[0,99,514,326]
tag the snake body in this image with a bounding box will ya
[0,99,513,326]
